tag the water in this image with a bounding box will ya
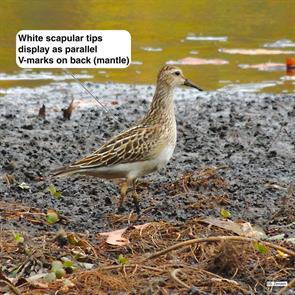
[0,0,294,93]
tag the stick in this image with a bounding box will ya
[145,236,295,261]
[170,269,190,289]
[0,280,21,295]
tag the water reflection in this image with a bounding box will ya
[0,0,294,93]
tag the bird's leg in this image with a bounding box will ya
[132,179,141,215]
[117,180,129,211]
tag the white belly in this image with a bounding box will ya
[128,143,175,179]
[83,144,175,180]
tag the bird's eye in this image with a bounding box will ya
[174,71,180,76]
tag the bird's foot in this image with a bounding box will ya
[132,194,141,215]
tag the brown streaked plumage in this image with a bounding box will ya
[52,65,203,213]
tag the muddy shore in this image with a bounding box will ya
[0,82,294,237]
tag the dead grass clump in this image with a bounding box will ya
[1,206,295,294]
[166,166,229,195]
[205,240,249,276]
[73,269,131,294]
[187,193,231,210]
[0,201,45,224]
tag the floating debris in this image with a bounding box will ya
[219,48,295,55]
[167,57,228,65]
[186,35,228,42]
[0,71,93,81]
[218,81,278,93]
[238,62,285,71]
[264,39,295,48]
[141,47,163,52]
[131,61,143,65]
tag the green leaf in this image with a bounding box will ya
[254,241,268,254]
[117,254,129,265]
[48,184,62,198]
[14,232,24,244]
[46,209,60,224]
[63,260,74,268]
[220,208,231,219]
[18,182,30,190]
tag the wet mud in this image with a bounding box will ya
[0,83,294,237]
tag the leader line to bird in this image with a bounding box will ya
[63,68,126,129]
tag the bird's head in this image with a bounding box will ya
[157,65,203,91]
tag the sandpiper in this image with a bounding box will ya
[52,65,202,213]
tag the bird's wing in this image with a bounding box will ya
[70,124,162,169]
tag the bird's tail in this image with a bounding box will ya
[51,166,80,177]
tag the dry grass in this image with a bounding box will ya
[0,218,294,294]
[1,167,294,294]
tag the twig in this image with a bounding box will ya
[82,239,98,259]
[276,276,295,295]
[170,269,190,289]
[99,264,164,272]
[185,266,249,294]
[0,280,21,295]
[0,270,21,295]
[145,236,295,261]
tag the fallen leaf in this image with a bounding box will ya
[13,232,24,244]
[220,208,231,219]
[62,259,74,268]
[202,217,267,240]
[117,254,129,265]
[46,209,60,224]
[253,241,268,254]
[100,223,150,246]
[100,228,129,246]
[48,184,62,198]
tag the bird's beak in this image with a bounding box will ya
[183,79,203,91]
